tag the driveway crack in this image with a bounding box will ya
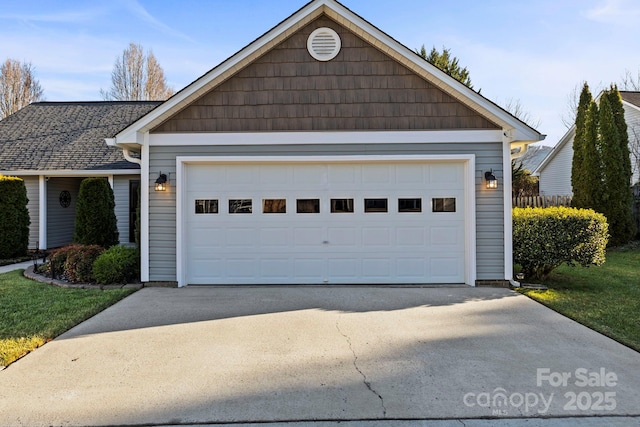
[335,320,387,418]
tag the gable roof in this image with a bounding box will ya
[535,90,640,175]
[112,0,543,147]
[0,101,160,172]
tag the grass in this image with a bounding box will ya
[519,248,640,352]
[0,270,135,367]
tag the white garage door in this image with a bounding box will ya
[184,161,466,285]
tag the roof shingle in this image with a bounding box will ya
[0,101,160,171]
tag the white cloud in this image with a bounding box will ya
[120,0,195,43]
[584,0,640,25]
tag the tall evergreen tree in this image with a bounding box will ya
[599,92,635,245]
[571,83,594,208]
[582,101,603,211]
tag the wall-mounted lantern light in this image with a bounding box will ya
[155,172,168,191]
[485,170,498,189]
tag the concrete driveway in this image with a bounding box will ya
[1,286,639,426]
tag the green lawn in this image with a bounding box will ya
[0,270,135,367]
[519,248,640,352]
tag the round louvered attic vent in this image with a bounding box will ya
[307,27,341,61]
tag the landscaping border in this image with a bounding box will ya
[23,265,143,290]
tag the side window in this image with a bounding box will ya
[364,198,388,213]
[398,198,422,213]
[297,199,320,213]
[331,198,354,213]
[432,198,456,213]
[263,199,286,214]
[195,199,218,214]
[229,199,252,214]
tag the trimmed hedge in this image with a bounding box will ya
[0,175,30,259]
[93,245,139,285]
[513,207,608,280]
[48,244,104,283]
[74,178,119,248]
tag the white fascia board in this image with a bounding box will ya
[622,99,640,114]
[150,130,503,146]
[323,1,543,143]
[0,169,140,176]
[113,2,327,144]
[113,0,542,145]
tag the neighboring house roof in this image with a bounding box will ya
[535,91,640,176]
[0,101,161,172]
[111,0,544,148]
[621,91,640,108]
[515,144,552,172]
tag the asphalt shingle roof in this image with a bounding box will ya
[621,91,640,108]
[0,101,161,171]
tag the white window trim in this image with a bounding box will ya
[175,154,477,287]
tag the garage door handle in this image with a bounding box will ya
[322,241,329,244]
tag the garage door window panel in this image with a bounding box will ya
[297,199,320,213]
[364,198,388,213]
[229,199,253,214]
[195,199,218,214]
[331,198,354,213]
[398,198,422,213]
[263,199,287,214]
[432,198,456,213]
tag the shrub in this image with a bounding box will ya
[93,245,139,285]
[0,175,30,259]
[513,207,609,280]
[74,178,119,248]
[48,244,104,283]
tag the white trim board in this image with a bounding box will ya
[149,130,503,146]
[0,170,140,177]
[175,154,477,287]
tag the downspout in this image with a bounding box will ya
[122,148,142,166]
[105,138,141,166]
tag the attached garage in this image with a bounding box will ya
[109,0,544,288]
[180,157,474,285]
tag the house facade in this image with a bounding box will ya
[0,102,160,250]
[110,0,543,287]
[536,91,640,195]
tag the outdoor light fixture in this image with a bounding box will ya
[155,172,168,191]
[485,170,498,189]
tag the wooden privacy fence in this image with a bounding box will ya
[512,195,573,208]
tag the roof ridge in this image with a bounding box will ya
[31,101,163,106]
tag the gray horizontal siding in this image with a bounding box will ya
[22,176,39,250]
[148,141,504,283]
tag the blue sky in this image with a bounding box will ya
[1,0,639,146]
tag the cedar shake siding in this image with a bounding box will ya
[153,16,499,133]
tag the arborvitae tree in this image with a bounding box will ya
[571,83,593,208]
[0,176,30,258]
[599,90,635,245]
[606,86,632,183]
[582,101,603,212]
[74,178,119,248]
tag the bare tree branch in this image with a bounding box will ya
[503,97,541,129]
[101,42,174,101]
[620,69,640,91]
[0,59,44,119]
